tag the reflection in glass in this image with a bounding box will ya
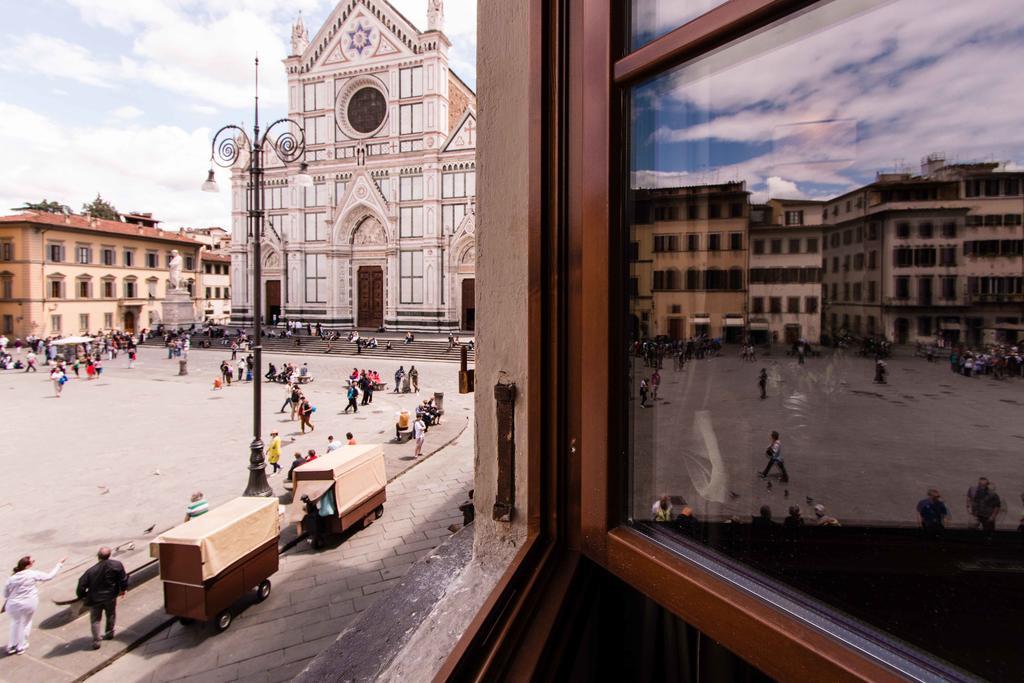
[626,1,1024,679]
[628,0,729,51]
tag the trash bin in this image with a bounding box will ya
[178,359,188,376]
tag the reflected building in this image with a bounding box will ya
[747,199,824,344]
[230,0,477,332]
[822,156,1024,346]
[630,182,749,341]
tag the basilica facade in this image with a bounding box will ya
[230,0,476,332]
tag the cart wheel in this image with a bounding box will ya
[257,579,272,602]
[374,505,384,519]
[215,610,232,632]
[178,617,195,626]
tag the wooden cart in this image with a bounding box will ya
[150,497,280,631]
[288,444,387,544]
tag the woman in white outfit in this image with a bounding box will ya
[4,555,65,654]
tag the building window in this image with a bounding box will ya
[304,213,327,241]
[728,267,743,290]
[104,312,113,329]
[918,316,932,337]
[752,239,764,255]
[185,255,194,271]
[304,115,329,144]
[726,231,741,250]
[788,238,801,254]
[79,313,89,332]
[896,222,910,238]
[224,287,230,299]
[303,81,327,111]
[769,239,782,254]
[102,279,115,298]
[751,297,764,314]
[442,204,468,233]
[918,222,934,238]
[784,210,803,226]
[805,296,818,313]
[77,279,91,299]
[400,175,424,201]
[939,247,957,266]
[786,297,800,313]
[101,248,115,266]
[843,282,850,301]
[146,251,158,268]
[442,171,476,198]
[399,103,424,135]
[0,241,11,261]
[49,279,64,299]
[686,233,699,251]
[0,276,11,300]
[400,207,424,237]
[304,254,327,303]
[853,253,864,270]
[124,249,135,267]
[124,279,137,298]
[708,203,721,219]
[50,315,61,333]
[768,297,782,314]
[400,66,424,98]
[895,276,910,299]
[304,183,329,208]
[76,245,92,264]
[400,250,424,304]
[707,233,721,251]
[205,287,212,299]
[868,251,877,270]
[2,315,13,334]
[47,243,65,262]
[853,283,862,301]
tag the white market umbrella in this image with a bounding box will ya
[52,336,94,345]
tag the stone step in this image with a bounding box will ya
[143,338,475,364]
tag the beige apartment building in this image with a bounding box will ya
[200,251,232,324]
[631,182,749,342]
[821,157,1024,346]
[0,211,202,337]
[748,199,824,344]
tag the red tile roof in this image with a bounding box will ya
[0,212,203,246]
[202,251,232,263]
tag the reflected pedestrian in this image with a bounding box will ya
[813,504,840,526]
[966,477,1002,532]
[916,488,949,533]
[759,431,788,483]
[651,495,673,521]
[758,368,767,399]
[4,554,66,655]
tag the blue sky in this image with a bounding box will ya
[0,0,477,229]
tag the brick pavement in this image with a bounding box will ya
[83,426,474,683]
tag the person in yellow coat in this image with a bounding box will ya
[266,431,283,474]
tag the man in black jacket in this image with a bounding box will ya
[76,547,128,649]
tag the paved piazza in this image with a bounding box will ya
[632,350,1024,527]
[0,346,473,682]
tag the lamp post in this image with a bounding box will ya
[203,57,313,497]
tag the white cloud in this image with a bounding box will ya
[187,103,219,116]
[0,102,230,229]
[112,105,143,120]
[0,33,116,88]
[765,176,805,200]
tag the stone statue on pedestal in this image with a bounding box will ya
[427,0,444,32]
[168,249,184,291]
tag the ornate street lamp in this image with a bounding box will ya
[203,57,313,497]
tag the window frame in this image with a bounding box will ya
[442,2,918,681]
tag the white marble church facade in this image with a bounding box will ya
[230,0,476,332]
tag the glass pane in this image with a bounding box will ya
[626,1,1024,679]
[629,0,728,51]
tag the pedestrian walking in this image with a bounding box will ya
[230,341,238,360]
[4,555,66,655]
[394,366,405,393]
[236,358,245,382]
[50,365,66,397]
[290,385,302,420]
[650,370,661,401]
[966,477,1002,532]
[759,430,789,482]
[344,384,359,414]
[299,397,315,434]
[413,415,427,457]
[127,349,136,369]
[874,359,887,384]
[75,547,128,650]
[639,378,648,407]
[758,368,768,399]
[409,366,419,393]
[267,431,282,474]
[24,351,37,373]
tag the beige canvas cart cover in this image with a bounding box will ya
[150,497,279,581]
[287,444,386,524]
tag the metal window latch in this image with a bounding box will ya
[492,381,516,522]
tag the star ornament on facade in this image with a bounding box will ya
[347,22,374,56]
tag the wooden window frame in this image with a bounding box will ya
[440,1,931,681]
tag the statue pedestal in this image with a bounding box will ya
[161,288,199,330]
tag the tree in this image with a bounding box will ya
[12,199,71,214]
[82,194,120,221]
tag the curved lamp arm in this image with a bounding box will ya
[261,118,307,164]
[210,125,253,169]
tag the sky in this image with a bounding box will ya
[0,0,477,229]
[631,0,1024,203]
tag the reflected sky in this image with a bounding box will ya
[631,0,1024,201]
[630,0,729,50]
